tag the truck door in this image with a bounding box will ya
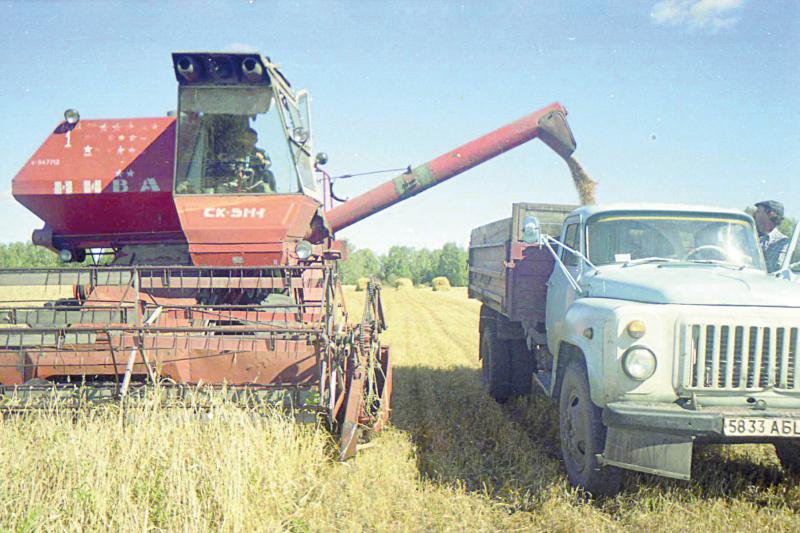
[779,224,800,283]
[545,217,582,352]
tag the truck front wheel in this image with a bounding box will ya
[480,328,512,402]
[774,440,800,475]
[558,360,622,497]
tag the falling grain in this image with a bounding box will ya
[566,156,597,205]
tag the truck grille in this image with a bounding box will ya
[680,323,800,391]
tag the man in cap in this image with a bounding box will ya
[754,200,789,273]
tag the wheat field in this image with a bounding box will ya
[0,287,798,531]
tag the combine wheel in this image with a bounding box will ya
[558,360,622,497]
[480,328,512,402]
[774,440,800,475]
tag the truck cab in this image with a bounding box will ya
[776,224,800,283]
[469,203,800,496]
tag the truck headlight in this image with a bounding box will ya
[622,346,657,380]
[295,240,313,260]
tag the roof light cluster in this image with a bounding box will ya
[171,53,269,85]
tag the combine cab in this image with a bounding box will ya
[5,52,577,457]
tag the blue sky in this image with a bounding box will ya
[1,0,798,252]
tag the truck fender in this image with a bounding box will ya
[553,338,605,407]
[551,301,611,405]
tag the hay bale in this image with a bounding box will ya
[355,277,370,292]
[394,277,413,290]
[566,156,597,205]
[431,276,451,291]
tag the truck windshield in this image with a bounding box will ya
[174,86,300,195]
[586,213,765,270]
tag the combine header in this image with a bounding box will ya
[5,52,576,456]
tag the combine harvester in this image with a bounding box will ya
[5,52,577,456]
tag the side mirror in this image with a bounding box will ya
[315,152,329,166]
[522,215,542,245]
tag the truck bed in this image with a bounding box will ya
[468,203,575,328]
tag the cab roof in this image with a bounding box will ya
[570,203,753,221]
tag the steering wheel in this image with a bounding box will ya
[685,244,731,261]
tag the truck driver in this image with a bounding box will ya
[754,200,789,273]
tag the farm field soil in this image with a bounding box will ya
[0,287,798,531]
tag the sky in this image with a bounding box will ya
[0,0,798,253]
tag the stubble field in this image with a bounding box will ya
[0,287,798,531]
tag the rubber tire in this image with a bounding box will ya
[774,440,800,475]
[509,339,535,396]
[558,360,622,497]
[481,328,512,402]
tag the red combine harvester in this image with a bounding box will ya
[5,52,576,455]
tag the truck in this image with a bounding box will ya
[468,202,800,496]
[777,223,800,283]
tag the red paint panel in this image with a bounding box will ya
[173,194,321,266]
[426,102,565,181]
[12,118,181,246]
[508,244,554,324]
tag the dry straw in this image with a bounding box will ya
[431,277,451,291]
[394,278,413,290]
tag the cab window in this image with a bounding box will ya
[562,223,580,267]
[175,86,299,195]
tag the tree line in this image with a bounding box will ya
[0,242,61,268]
[0,243,108,268]
[0,240,470,286]
[340,242,468,286]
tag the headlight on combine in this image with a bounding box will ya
[626,319,646,339]
[622,346,657,381]
[295,240,313,260]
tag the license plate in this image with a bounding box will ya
[723,417,800,437]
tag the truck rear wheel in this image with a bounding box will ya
[480,328,512,402]
[774,440,800,475]
[558,360,622,497]
[509,339,534,396]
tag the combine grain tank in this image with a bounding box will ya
[6,52,577,456]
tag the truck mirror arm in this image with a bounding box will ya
[540,236,596,295]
